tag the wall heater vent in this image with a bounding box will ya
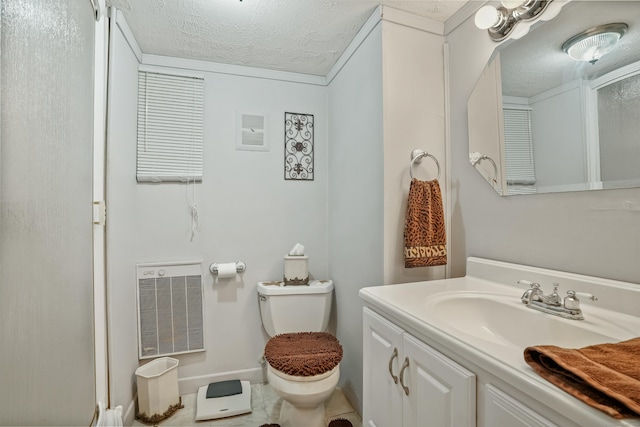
[136,261,205,359]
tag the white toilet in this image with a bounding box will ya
[257,280,342,427]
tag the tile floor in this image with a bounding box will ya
[133,383,362,427]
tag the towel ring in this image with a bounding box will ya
[410,149,441,180]
[469,152,498,186]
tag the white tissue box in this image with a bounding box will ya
[284,255,309,286]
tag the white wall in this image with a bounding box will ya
[328,21,384,414]
[134,63,329,384]
[447,13,640,283]
[381,18,446,284]
[108,6,448,418]
[107,14,330,415]
[468,58,505,192]
[530,83,586,187]
[327,9,448,412]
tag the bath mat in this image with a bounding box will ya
[259,420,353,427]
[328,418,353,427]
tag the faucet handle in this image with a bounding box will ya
[575,291,598,302]
[550,282,561,298]
[546,283,562,305]
[564,291,580,310]
[564,290,598,310]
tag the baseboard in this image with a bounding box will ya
[122,398,136,426]
[340,382,362,417]
[178,367,266,395]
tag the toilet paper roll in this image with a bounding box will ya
[217,262,237,279]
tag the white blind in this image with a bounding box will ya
[137,71,204,182]
[503,108,536,186]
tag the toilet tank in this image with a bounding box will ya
[257,280,333,337]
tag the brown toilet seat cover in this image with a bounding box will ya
[264,332,343,377]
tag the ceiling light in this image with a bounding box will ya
[562,23,628,64]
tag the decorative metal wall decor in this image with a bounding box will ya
[284,112,314,180]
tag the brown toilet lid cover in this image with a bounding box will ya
[264,332,343,377]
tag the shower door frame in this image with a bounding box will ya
[93,0,109,411]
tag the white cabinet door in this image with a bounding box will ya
[485,384,558,427]
[363,307,404,427]
[401,334,476,427]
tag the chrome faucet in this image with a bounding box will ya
[519,281,543,305]
[518,280,598,320]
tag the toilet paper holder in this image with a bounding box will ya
[209,261,247,275]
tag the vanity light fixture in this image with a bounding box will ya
[475,0,562,42]
[562,23,628,65]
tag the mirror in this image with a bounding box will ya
[468,1,640,196]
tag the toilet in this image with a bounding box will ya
[257,280,342,427]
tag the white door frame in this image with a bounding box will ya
[93,0,109,410]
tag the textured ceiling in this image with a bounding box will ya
[500,1,640,98]
[106,0,469,76]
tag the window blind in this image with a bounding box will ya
[137,71,204,182]
[503,108,536,186]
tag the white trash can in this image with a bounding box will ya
[135,357,180,419]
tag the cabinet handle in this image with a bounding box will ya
[399,357,410,396]
[388,347,399,384]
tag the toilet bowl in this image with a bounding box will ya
[257,280,342,427]
[267,365,340,427]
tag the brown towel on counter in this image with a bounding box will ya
[524,337,640,419]
[264,332,343,377]
[403,178,447,267]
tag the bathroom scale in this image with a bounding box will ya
[195,380,251,421]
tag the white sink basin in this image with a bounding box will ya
[424,291,633,350]
[360,275,639,367]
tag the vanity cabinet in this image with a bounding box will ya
[363,306,562,427]
[363,307,476,427]
[484,384,557,427]
[361,258,640,427]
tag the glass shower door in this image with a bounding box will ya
[1,0,96,424]
[597,73,640,184]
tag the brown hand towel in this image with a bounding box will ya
[403,178,447,268]
[524,337,640,419]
